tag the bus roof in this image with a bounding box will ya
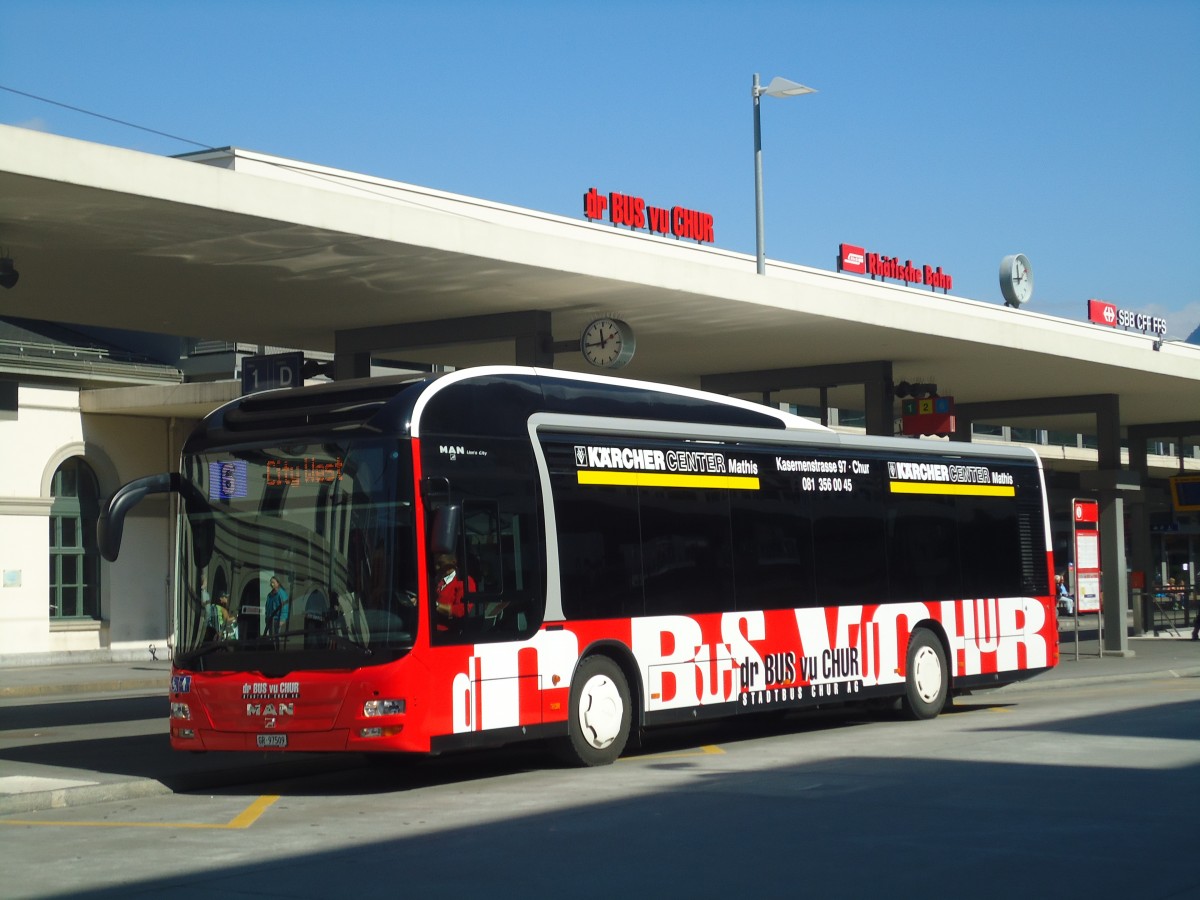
[187,366,829,450]
[185,366,1043,468]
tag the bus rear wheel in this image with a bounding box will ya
[901,628,948,720]
[558,655,632,767]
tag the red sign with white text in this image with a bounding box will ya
[1072,498,1101,614]
[1073,499,1099,524]
[839,243,866,274]
[1087,298,1166,335]
[1088,299,1118,327]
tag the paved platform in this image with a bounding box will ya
[1,627,1197,816]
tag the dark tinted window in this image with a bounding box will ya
[958,497,1024,597]
[886,494,962,601]
[730,483,815,609]
[639,487,733,616]
[811,472,888,604]
[555,483,644,620]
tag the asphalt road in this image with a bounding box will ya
[1,671,1198,900]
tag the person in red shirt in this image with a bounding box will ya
[434,553,475,631]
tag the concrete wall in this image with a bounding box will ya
[0,385,181,661]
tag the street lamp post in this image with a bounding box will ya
[753,73,816,275]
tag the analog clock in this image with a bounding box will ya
[580,317,636,369]
[999,254,1033,307]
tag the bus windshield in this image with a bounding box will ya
[175,438,417,667]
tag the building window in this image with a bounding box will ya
[49,457,101,619]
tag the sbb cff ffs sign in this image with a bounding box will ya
[1087,299,1166,335]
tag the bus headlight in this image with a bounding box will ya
[363,699,405,717]
[170,702,191,720]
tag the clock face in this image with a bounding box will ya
[1000,254,1033,306]
[580,317,635,369]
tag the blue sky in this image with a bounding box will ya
[3,0,1198,338]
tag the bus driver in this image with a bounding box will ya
[434,553,475,630]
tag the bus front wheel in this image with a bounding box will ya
[558,655,632,767]
[901,628,948,720]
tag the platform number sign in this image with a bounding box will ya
[242,352,304,395]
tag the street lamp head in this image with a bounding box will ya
[757,75,817,99]
[752,73,816,276]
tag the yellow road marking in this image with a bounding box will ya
[625,744,725,762]
[225,794,280,828]
[1,794,279,829]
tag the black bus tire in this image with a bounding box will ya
[901,628,948,720]
[558,655,632,767]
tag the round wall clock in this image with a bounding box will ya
[580,317,636,369]
[999,254,1033,307]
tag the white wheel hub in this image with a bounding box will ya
[911,644,943,703]
[578,674,623,749]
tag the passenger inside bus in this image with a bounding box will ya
[265,575,290,641]
[204,592,235,642]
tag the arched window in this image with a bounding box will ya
[49,457,101,619]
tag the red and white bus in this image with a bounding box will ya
[99,366,1058,765]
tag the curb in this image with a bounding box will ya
[0,678,169,699]
[0,778,174,817]
[0,756,366,817]
[996,665,1200,693]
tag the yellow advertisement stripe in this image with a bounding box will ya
[578,471,760,490]
[890,481,1015,497]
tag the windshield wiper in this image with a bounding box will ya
[260,628,376,656]
[328,633,373,656]
[187,638,237,660]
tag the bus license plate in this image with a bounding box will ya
[257,734,287,748]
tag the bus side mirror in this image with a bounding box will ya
[98,473,176,562]
[428,503,462,557]
[98,473,214,567]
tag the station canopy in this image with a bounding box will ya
[1,123,1197,440]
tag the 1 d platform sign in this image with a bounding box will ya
[242,352,304,395]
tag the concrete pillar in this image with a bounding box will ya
[1126,438,1151,635]
[1098,491,1130,655]
[864,374,894,437]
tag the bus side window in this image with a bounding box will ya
[463,501,501,595]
